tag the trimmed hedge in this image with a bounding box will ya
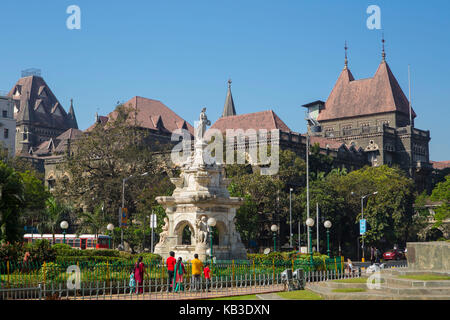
[55,255,128,265]
[247,251,329,263]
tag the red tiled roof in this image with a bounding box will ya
[302,135,344,150]
[8,75,74,129]
[431,160,450,170]
[85,96,194,134]
[56,128,84,141]
[318,62,416,121]
[210,110,291,133]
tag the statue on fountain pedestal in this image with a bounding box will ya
[196,216,208,244]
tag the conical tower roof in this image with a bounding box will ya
[222,79,236,117]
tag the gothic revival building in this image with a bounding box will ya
[7,74,78,155]
[303,40,432,191]
[210,80,367,173]
[38,96,194,188]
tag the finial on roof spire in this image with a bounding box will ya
[382,32,386,62]
[344,41,348,69]
[228,78,232,89]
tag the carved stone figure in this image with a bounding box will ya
[159,217,169,244]
[196,216,208,244]
[196,107,211,142]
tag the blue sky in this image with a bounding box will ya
[0,0,449,160]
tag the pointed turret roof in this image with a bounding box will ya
[317,60,416,121]
[222,79,236,117]
[67,98,79,129]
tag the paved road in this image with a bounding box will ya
[353,260,407,268]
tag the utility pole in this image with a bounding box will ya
[289,188,293,249]
[316,202,319,253]
[306,134,310,253]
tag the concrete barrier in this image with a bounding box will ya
[406,242,450,272]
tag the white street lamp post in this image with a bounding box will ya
[60,221,69,244]
[207,217,217,263]
[271,224,278,252]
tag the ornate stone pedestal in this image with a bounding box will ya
[153,109,247,261]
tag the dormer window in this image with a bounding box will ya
[13,86,21,97]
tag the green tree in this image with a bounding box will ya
[0,161,25,243]
[429,175,450,228]
[40,197,72,242]
[56,104,165,228]
[338,165,416,248]
[78,203,108,238]
[18,170,51,231]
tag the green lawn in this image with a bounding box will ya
[331,288,366,293]
[398,274,450,281]
[209,294,259,300]
[276,289,323,300]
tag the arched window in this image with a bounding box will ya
[182,225,192,245]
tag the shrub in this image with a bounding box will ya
[133,253,162,263]
[55,255,127,265]
[52,243,73,252]
[0,242,25,263]
[39,262,61,282]
[28,240,56,264]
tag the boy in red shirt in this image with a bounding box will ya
[203,263,212,292]
[166,251,176,292]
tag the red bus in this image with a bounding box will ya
[23,234,112,249]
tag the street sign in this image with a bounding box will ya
[360,219,366,235]
[120,208,128,228]
[150,214,157,229]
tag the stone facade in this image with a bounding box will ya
[0,94,16,157]
[406,242,450,272]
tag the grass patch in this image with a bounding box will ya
[331,288,366,293]
[398,274,450,281]
[209,294,258,300]
[276,290,323,300]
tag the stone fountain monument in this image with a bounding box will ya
[154,108,247,261]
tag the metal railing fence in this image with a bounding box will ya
[0,259,407,300]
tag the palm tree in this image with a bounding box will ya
[42,197,72,243]
[78,203,107,239]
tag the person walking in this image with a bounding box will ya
[166,251,176,292]
[203,263,212,292]
[134,256,145,294]
[191,253,203,291]
[374,247,380,264]
[173,257,186,293]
